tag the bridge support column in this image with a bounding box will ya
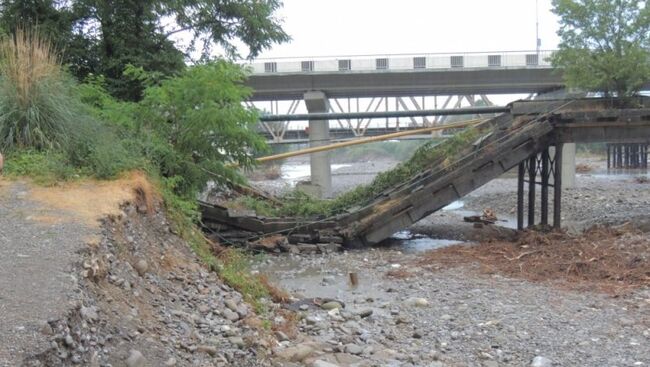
[561,143,576,188]
[517,144,563,230]
[301,91,332,198]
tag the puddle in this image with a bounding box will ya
[581,168,649,180]
[380,231,464,253]
[253,255,387,302]
[442,200,464,211]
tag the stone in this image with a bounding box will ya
[321,301,343,310]
[197,345,218,356]
[412,331,423,339]
[322,275,336,285]
[357,309,373,318]
[312,360,340,367]
[277,344,314,362]
[228,336,245,348]
[224,299,239,312]
[484,361,499,367]
[164,357,177,366]
[223,309,240,322]
[405,297,429,307]
[64,334,75,347]
[125,349,146,367]
[306,315,322,325]
[134,259,148,276]
[531,356,552,367]
[80,306,99,322]
[275,331,290,341]
[344,343,363,355]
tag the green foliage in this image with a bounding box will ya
[551,0,650,98]
[238,128,481,218]
[0,0,290,100]
[3,149,79,184]
[139,60,268,198]
[217,249,270,314]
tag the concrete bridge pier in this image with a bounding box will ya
[300,91,332,198]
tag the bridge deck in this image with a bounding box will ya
[201,98,650,247]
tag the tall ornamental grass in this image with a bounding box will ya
[0,28,78,150]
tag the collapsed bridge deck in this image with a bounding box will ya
[200,98,650,248]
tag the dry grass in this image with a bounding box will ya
[385,268,415,279]
[272,308,300,339]
[419,226,650,294]
[28,171,156,227]
[259,274,291,303]
[575,163,593,173]
[0,28,60,109]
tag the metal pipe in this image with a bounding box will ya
[256,119,483,163]
[259,106,508,122]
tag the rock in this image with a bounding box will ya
[224,299,239,312]
[164,357,177,366]
[316,243,341,253]
[125,349,146,367]
[312,360,340,367]
[322,275,336,285]
[277,344,314,362]
[64,334,75,347]
[197,345,218,356]
[299,304,310,311]
[80,305,99,322]
[297,244,319,254]
[306,315,322,325]
[134,259,148,276]
[357,309,373,318]
[412,330,423,339]
[531,356,552,367]
[275,331,290,341]
[223,309,240,322]
[484,361,499,367]
[321,301,343,310]
[228,336,245,348]
[344,343,363,355]
[405,297,429,307]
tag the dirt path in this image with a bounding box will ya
[0,180,92,366]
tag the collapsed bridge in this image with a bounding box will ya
[200,98,650,248]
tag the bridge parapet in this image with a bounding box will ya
[246,50,554,74]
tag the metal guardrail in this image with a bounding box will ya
[245,50,555,74]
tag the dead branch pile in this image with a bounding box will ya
[419,225,650,294]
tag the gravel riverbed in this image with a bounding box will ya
[251,154,650,367]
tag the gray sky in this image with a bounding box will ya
[258,0,561,59]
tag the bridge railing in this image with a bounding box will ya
[246,50,555,74]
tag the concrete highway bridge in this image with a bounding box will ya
[201,98,650,247]
[244,50,565,142]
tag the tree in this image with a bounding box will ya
[551,0,650,99]
[139,60,268,196]
[0,0,290,100]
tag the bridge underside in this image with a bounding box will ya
[247,68,563,101]
[201,98,650,247]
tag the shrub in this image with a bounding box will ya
[138,60,268,198]
[0,28,77,150]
